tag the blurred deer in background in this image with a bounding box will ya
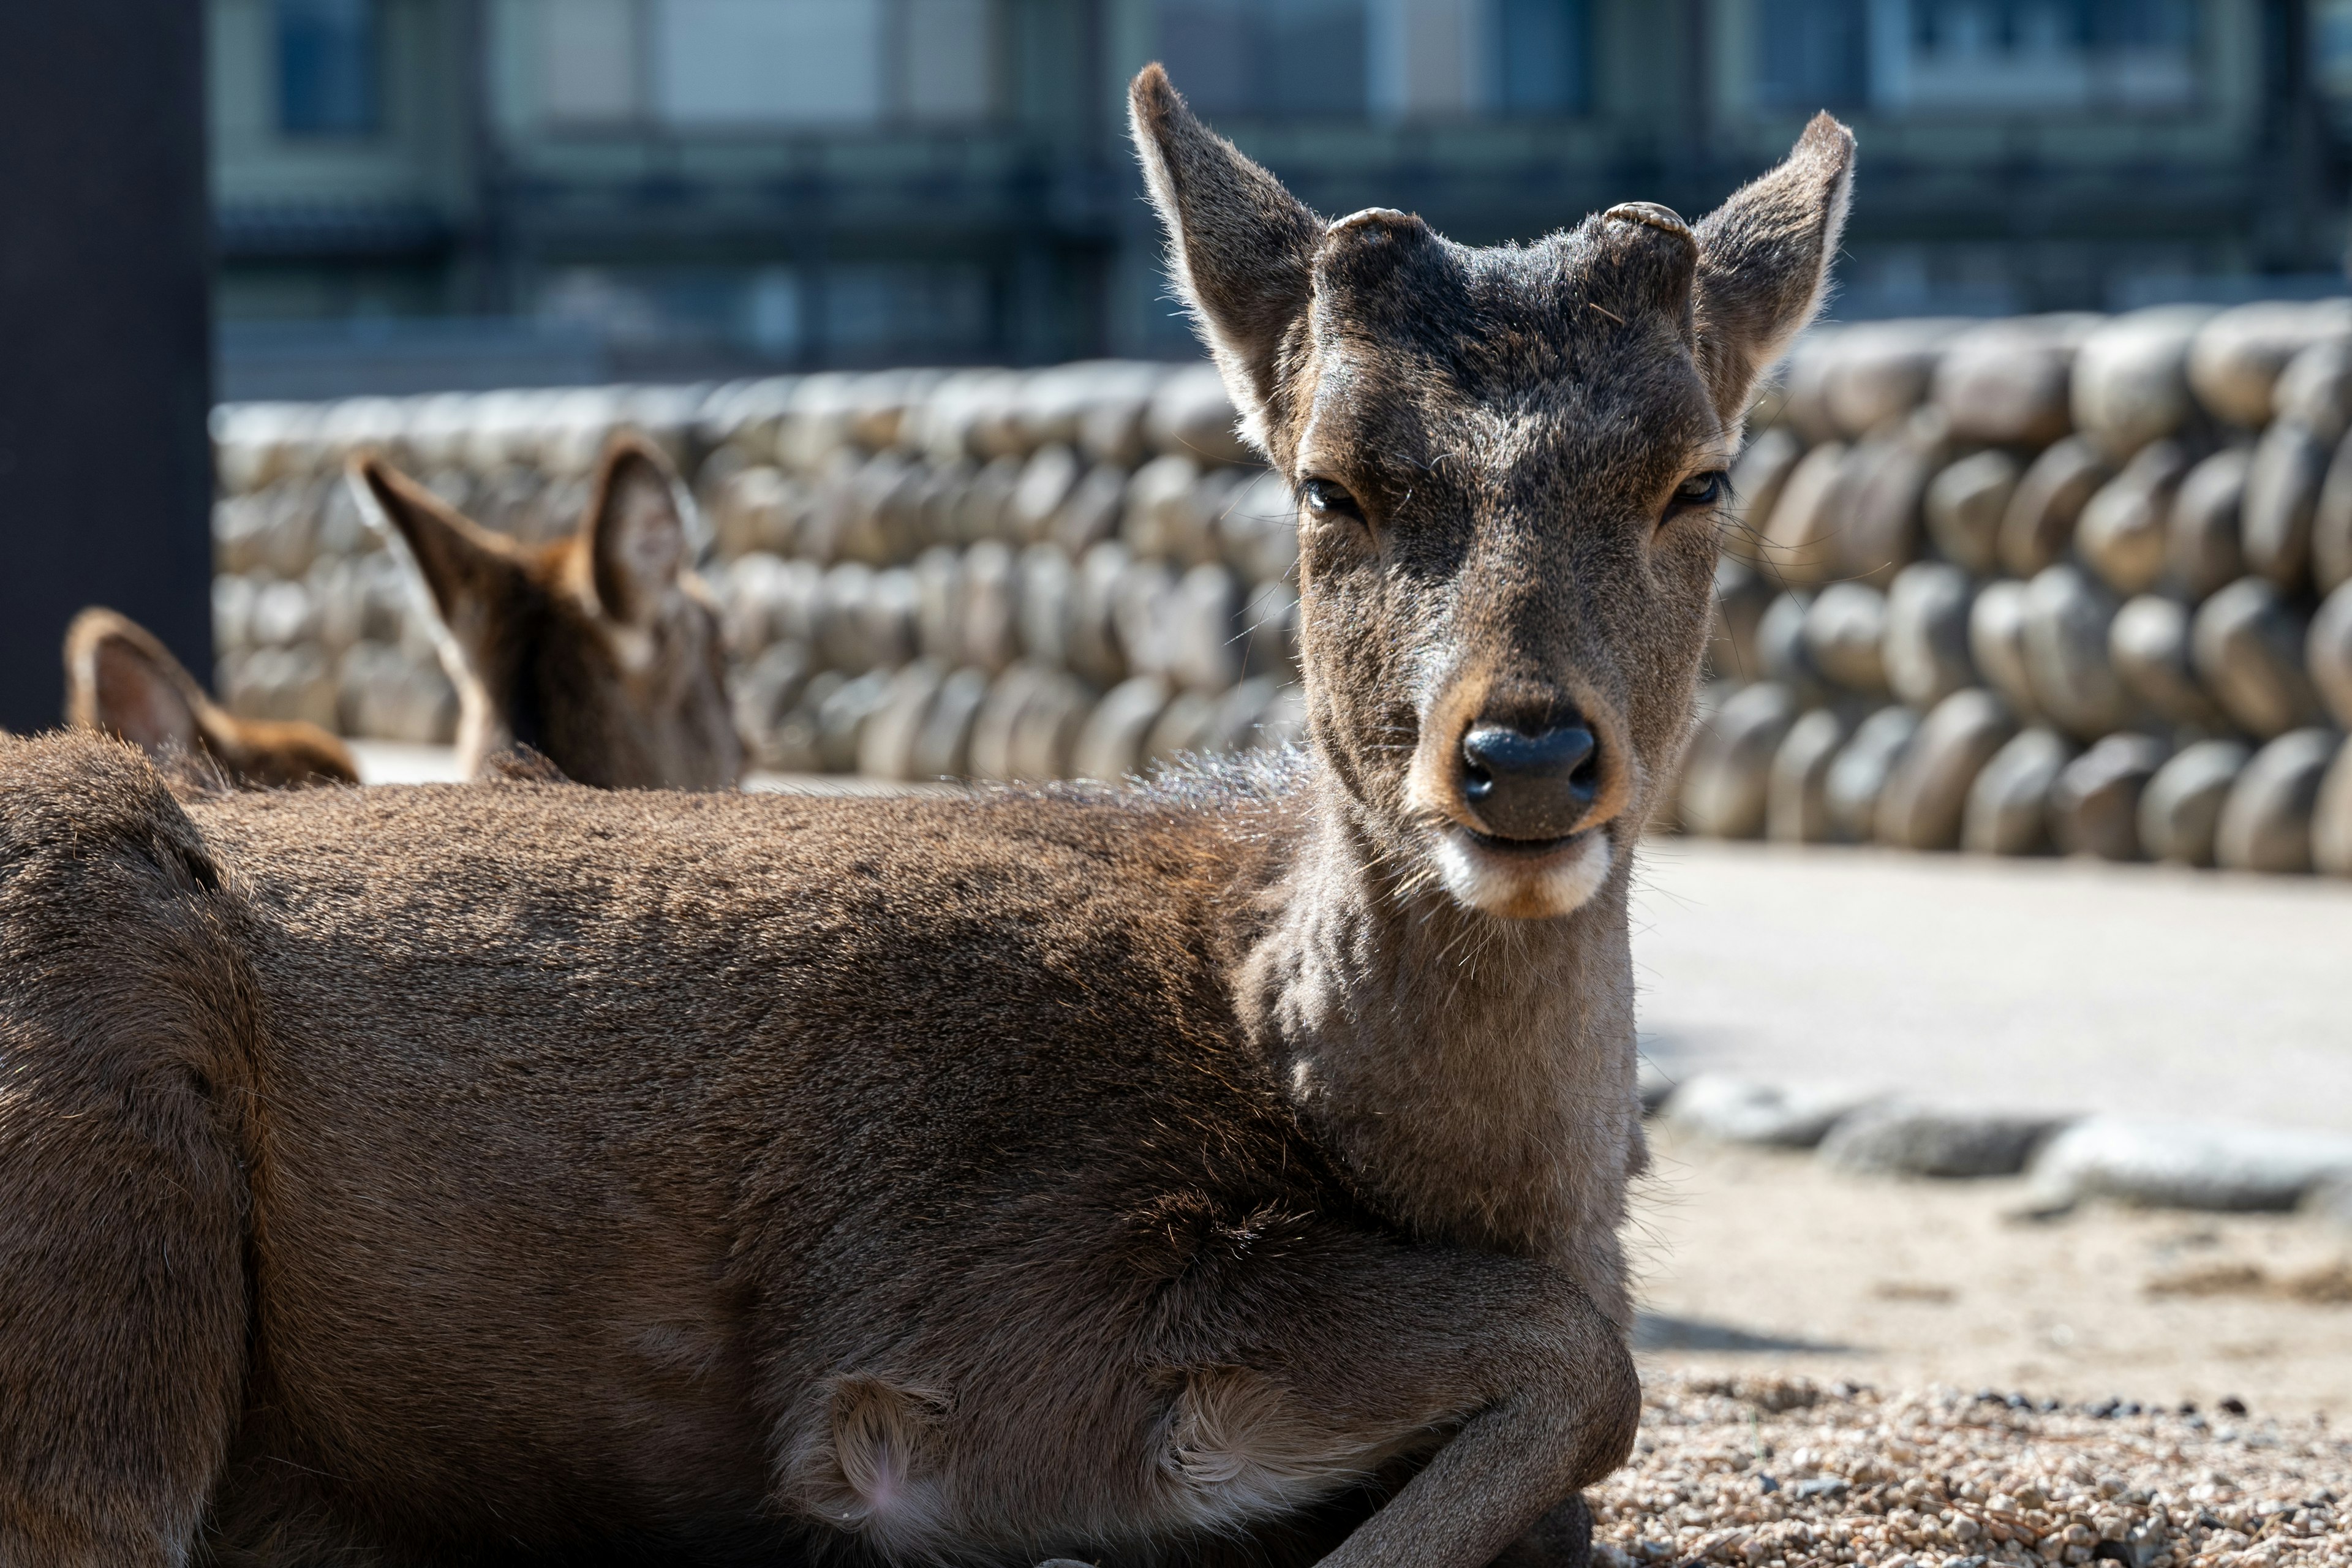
[352,432,744,790]
[0,66,1850,1568]
[64,605,358,788]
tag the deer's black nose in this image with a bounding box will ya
[1460,723,1600,840]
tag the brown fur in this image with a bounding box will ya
[352,434,743,790]
[0,69,1850,1568]
[62,605,360,789]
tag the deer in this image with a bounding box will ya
[350,432,744,790]
[62,604,360,788]
[0,67,1850,1568]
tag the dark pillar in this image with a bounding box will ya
[0,2,215,733]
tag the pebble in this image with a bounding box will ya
[1769,709,1853,844]
[1679,682,1802,840]
[2077,439,2193,597]
[1968,582,2045,723]
[1665,1074,1884,1150]
[2315,740,2352,877]
[2167,450,2253,603]
[2192,578,2324,740]
[2030,1116,2352,1212]
[2109,595,2228,730]
[1884,562,1978,709]
[1804,582,1891,695]
[1998,436,2113,579]
[2316,433,2352,596]
[2242,419,2331,594]
[1962,727,2078,857]
[1763,442,1859,588]
[1925,450,2019,576]
[2020,564,2132,741]
[2069,304,2215,455]
[1839,409,1949,586]
[2049,733,2170,862]
[1877,688,2019,851]
[1818,1102,2076,1178]
[1934,314,2096,448]
[1826,704,1923,843]
[1726,427,1805,567]
[2187,298,2352,428]
[2138,739,2255,869]
[2216,728,2342,875]
[2311,582,2352,730]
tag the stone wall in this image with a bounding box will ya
[1686,300,2352,876]
[208,305,2352,875]
[206,363,1305,783]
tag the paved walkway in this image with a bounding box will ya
[350,744,2352,1134]
[1630,837,2352,1136]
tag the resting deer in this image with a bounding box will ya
[62,605,359,788]
[351,433,744,789]
[0,68,1850,1568]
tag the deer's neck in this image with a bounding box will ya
[1235,788,1643,1329]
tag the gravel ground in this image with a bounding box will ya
[1593,1374,2346,1567]
[1630,1125,2352,1419]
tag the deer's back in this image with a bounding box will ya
[173,772,1329,1551]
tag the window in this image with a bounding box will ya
[1158,0,1370,119]
[655,0,889,126]
[277,0,381,135]
[1754,0,1871,110]
[1493,0,1589,116]
[543,0,644,123]
[1884,0,2198,111]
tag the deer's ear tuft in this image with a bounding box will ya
[64,607,206,760]
[584,436,688,628]
[1129,63,1324,454]
[1692,112,1856,426]
[348,454,519,637]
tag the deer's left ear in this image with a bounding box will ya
[1692,113,1856,425]
[584,435,689,629]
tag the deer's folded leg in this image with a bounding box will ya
[1144,1234,1638,1568]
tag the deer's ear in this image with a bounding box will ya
[584,437,689,628]
[1692,112,1856,426]
[349,454,521,636]
[64,607,206,758]
[1129,63,1324,451]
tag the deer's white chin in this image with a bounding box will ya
[1433,829,1613,919]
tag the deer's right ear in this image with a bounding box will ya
[64,606,206,758]
[1691,112,1856,427]
[348,455,520,637]
[1129,63,1323,451]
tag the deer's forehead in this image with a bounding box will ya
[1300,337,1723,484]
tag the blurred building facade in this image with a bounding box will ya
[211,0,2352,396]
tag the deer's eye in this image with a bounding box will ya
[1665,469,1728,521]
[1301,478,1364,521]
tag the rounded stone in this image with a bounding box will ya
[1768,707,1850,844]
[2069,304,2216,455]
[1836,407,1948,586]
[2310,736,2352,876]
[2050,732,2169,861]
[1923,449,2018,576]
[2311,579,2352,729]
[1962,726,2077,856]
[2138,738,2253,867]
[2186,298,2352,428]
[2076,438,2192,597]
[1820,1102,2076,1179]
[1875,687,2019,851]
[2215,727,2340,874]
[1724,427,1804,568]
[1070,674,1172,783]
[2240,418,2331,594]
[1825,704,1922,843]
[1966,579,2041,723]
[2020,563,2131,741]
[1882,560,1977,708]
[1678,681,1801,840]
[1998,435,2113,579]
[2109,593,2226,729]
[1802,582,1890,695]
[2190,576,2323,739]
[2314,428,2352,596]
[1760,440,1855,587]
[2165,448,2252,602]
[1932,313,2097,448]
